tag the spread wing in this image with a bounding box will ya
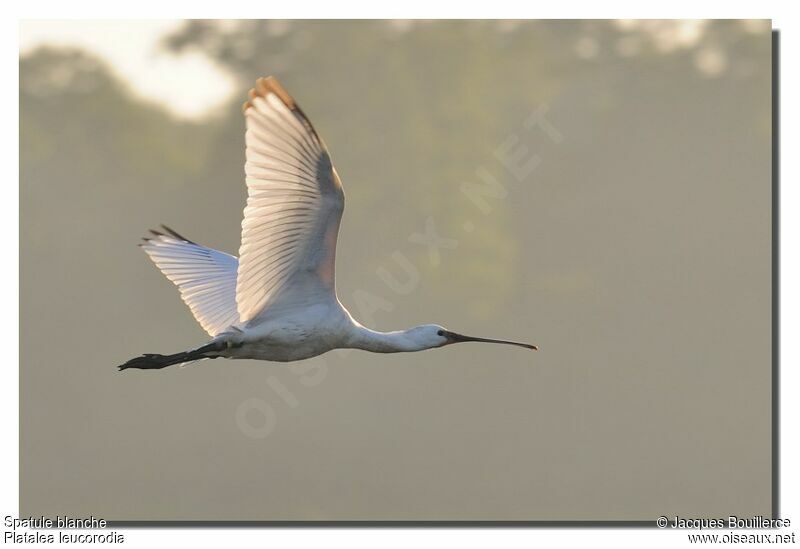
[237,76,345,323]
[141,227,240,336]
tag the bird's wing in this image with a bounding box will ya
[237,76,345,323]
[141,227,240,336]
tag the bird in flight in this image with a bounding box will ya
[119,77,536,371]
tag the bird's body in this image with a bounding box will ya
[223,301,346,362]
[119,77,535,371]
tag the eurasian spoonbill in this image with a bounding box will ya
[118,76,536,371]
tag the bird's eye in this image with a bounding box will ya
[437,330,444,336]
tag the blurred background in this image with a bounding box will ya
[20,20,772,521]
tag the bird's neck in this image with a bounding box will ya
[346,325,425,353]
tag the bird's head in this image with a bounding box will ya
[408,324,538,351]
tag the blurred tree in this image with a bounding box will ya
[158,19,769,319]
[20,20,771,326]
[160,20,564,317]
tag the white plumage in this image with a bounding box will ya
[238,82,344,323]
[119,76,535,371]
[140,232,238,337]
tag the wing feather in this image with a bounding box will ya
[141,229,239,336]
[237,76,344,322]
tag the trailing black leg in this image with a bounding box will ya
[118,341,225,371]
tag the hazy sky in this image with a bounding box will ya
[20,20,772,521]
[19,20,235,118]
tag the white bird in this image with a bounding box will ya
[119,76,536,371]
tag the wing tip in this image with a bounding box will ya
[255,76,296,109]
[138,225,196,247]
[244,75,294,112]
[159,224,196,244]
[243,75,321,141]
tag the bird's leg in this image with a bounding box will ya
[118,341,225,371]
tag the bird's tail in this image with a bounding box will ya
[118,341,225,371]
